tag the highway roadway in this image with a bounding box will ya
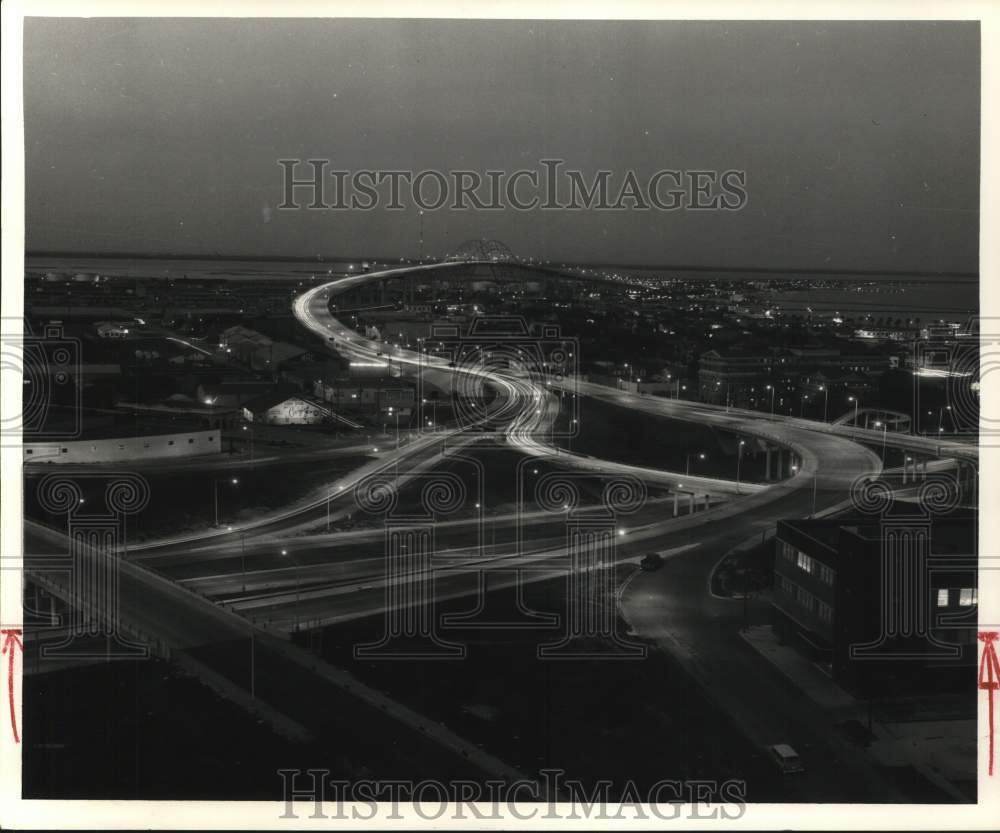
[182,261,879,631]
[120,257,971,574]
[94,258,979,634]
[22,521,529,783]
[23,258,978,798]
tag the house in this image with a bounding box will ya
[95,321,131,338]
[313,377,416,415]
[219,325,308,370]
[242,393,337,425]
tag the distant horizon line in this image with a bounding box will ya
[23,250,979,281]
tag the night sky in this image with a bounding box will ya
[23,18,980,273]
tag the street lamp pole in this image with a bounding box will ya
[875,420,888,458]
[282,549,300,632]
[214,477,239,527]
[686,452,705,476]
[736,440,745,495]
[820,386,828,422]
[742,569,750,632]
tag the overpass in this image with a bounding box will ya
[21,256,957,797]
[211,259,884,632]
[23,519,532,782]
[114,257,978,636]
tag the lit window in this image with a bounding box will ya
[796,552,813,574]
[937,588,950,608]
[959,588,977,607]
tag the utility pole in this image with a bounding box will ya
[250,629,256,700]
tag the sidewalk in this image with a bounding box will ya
[739,624,855,709]
[738,624,975,802]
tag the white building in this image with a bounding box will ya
[95,321,131,338]
[242,393,335,425]
[23,429,221,464]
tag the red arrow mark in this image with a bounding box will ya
[979,631,1000,776]
[1,629,22,744]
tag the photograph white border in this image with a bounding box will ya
[1,0,997,828]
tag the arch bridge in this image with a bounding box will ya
[336,240,645,310]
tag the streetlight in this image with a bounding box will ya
[818,385,829,422]
[939,404,953,434]
[766,384,776,417]
[281,548,301,631]
[214,477,239,527]
[874,420,888,458]
[848,395,860,427]
[686,452,706,476]
[228,527,247,594]
[736,440,746,495]
[241,423,254,462]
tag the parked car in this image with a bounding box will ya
[766,744,805,774]
[640,552,664,571]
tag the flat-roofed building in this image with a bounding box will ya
[698,348,773,406]
[23,427,221,464]
[773,514,977,694]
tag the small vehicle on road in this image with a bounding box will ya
[640,552,664,571]
[766,744,805,774]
